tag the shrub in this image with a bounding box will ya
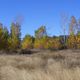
[67,34,77,49]
[22,35,33,49]
[34,36,62,50]
[75,35,80,49]
[48,37,62,50]
[34,36,49,49]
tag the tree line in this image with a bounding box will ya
[0,16,80,51]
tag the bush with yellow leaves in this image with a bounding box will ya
[22,35,33,49]
[34,36,49,49]
[75,33,80,49]
[67,33,77,49]
[34,36,61,49]
[48,37,62,49]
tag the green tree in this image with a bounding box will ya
[34,26,48,49]
[0,23,4,49]
[35,26,47,39]
[8,22,21,50]
[3,27,9,49]
[0,23,9,50]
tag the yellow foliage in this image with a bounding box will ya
[22,35,33,49]
[34,36,48,49]
[34,37,61,49]
[48,38,61,49]
[75,35,80,48]
[8,22,21,50]
[67,34,76,48]
[8,37,20,50]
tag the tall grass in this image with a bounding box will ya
[0,50,80,80]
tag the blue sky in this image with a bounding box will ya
[0,0,80,38]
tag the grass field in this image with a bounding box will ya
[0,49,80,80]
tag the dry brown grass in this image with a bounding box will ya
[0,49,80,80]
